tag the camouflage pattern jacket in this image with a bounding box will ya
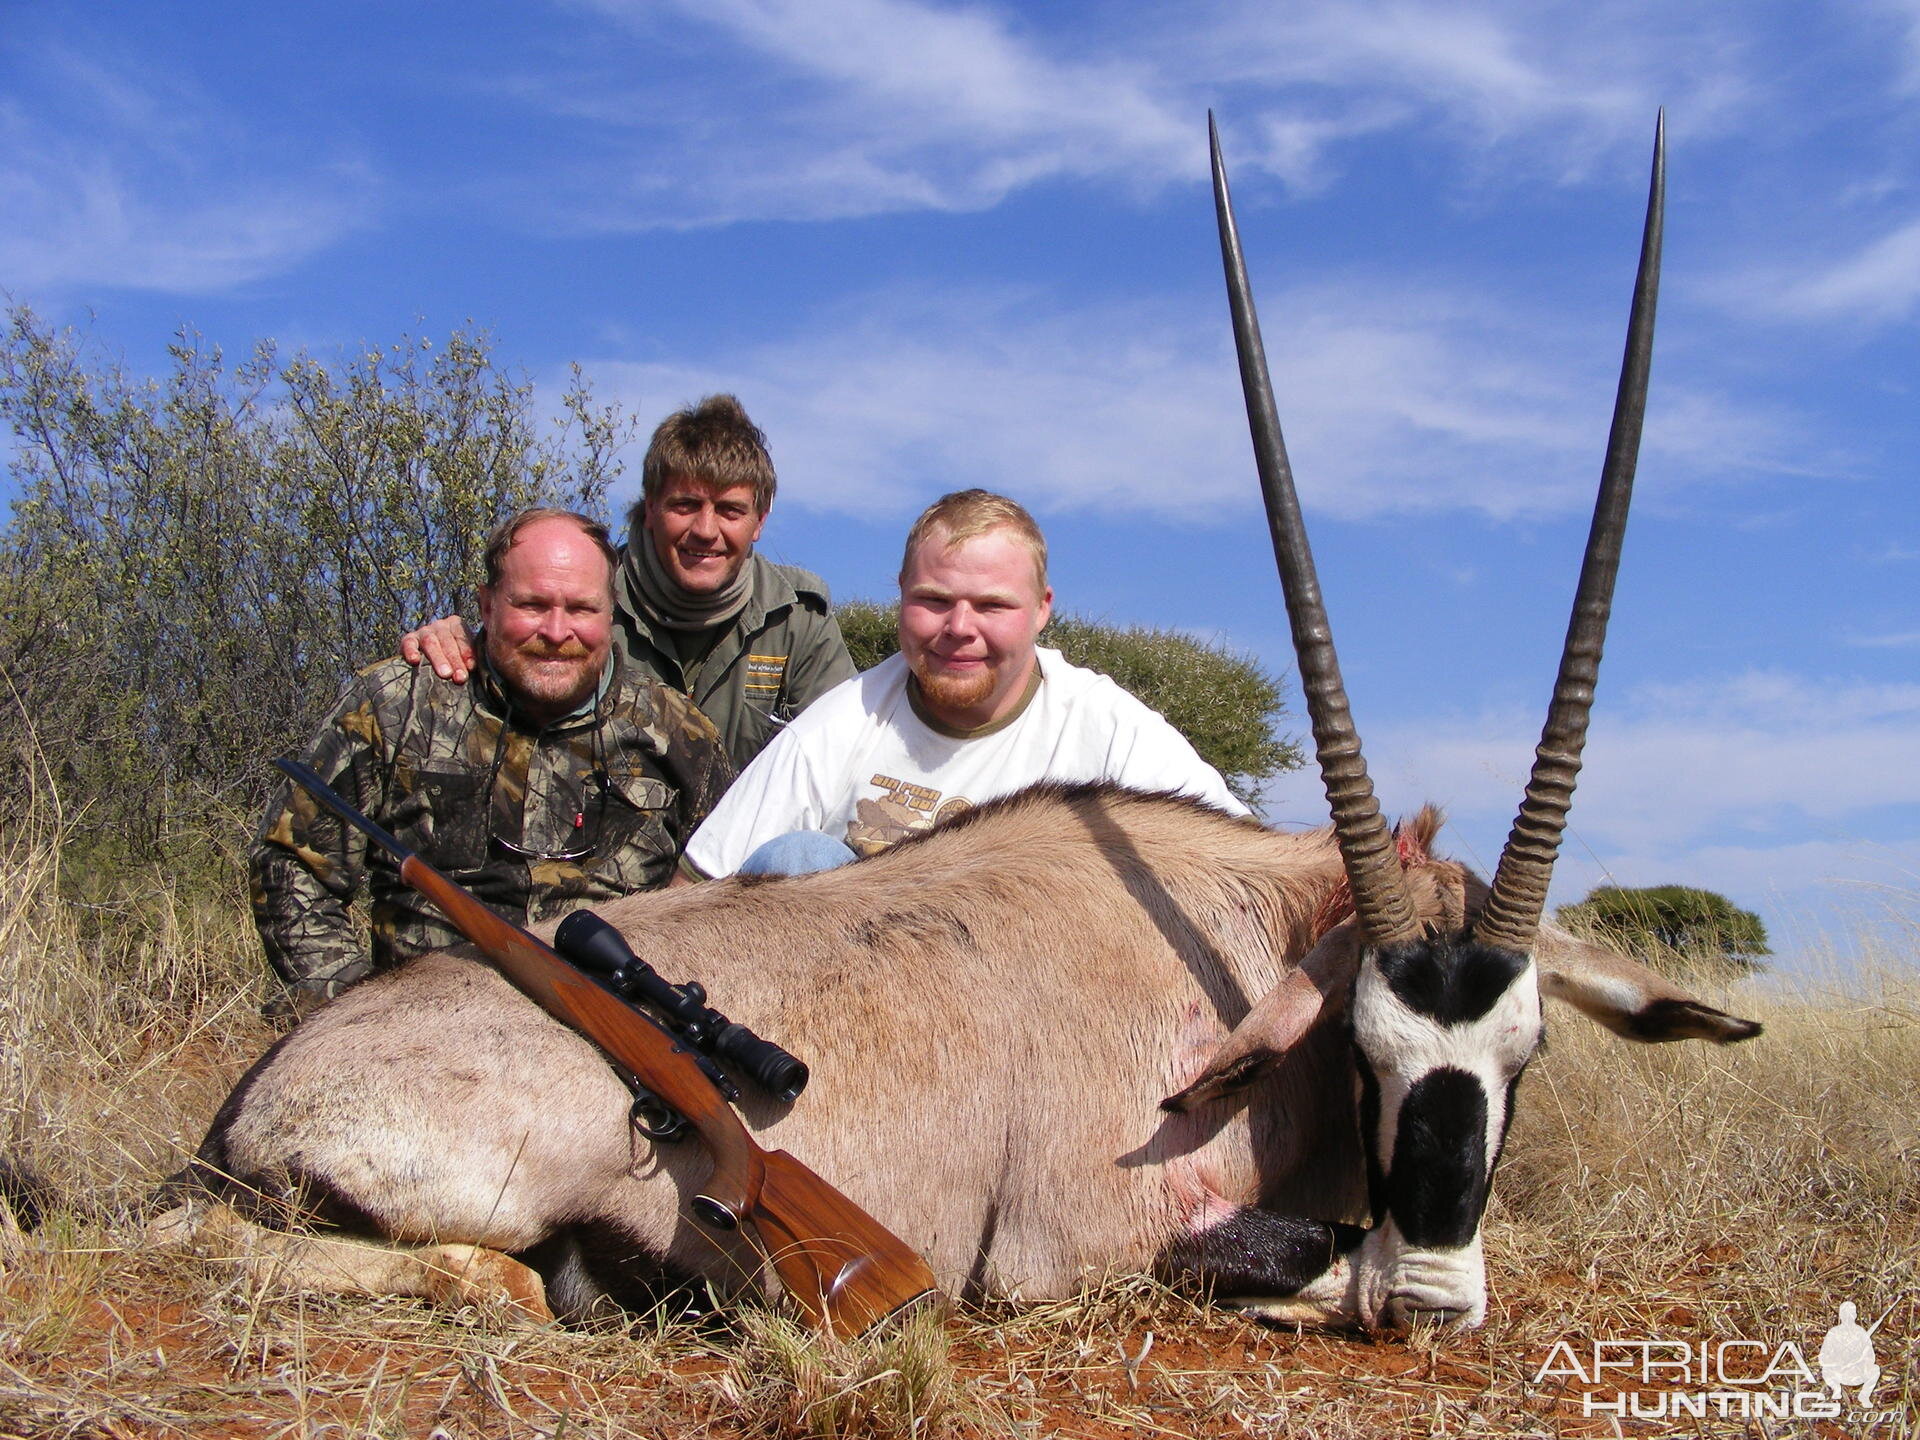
[250,651,734,1001]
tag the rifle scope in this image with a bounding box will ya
[554,910,810,1104]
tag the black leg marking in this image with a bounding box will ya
[516,1223,701,1326]
[961,1198,1002,1305]
[1158,1209,1365,1299]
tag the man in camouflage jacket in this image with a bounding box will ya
[251,509,733,1012]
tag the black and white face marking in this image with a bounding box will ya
[1346,933,1544,1328]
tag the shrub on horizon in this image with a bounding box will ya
[1557,882,1772,979]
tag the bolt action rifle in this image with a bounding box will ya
[276,759,939,1337]
[553,908,809,1121]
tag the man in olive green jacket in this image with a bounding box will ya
[406,395,854,769]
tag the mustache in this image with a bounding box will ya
[517,638,593,660]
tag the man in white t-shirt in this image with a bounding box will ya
[679,489,1249,880]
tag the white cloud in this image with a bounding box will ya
[669,0,1186,151]
[1846,629,1920,648]
[0,47,372,295]
[522,0,1745,227]
[582,280,1800,523]
[586,291,1226,516]
[1204,2,1643,144]
[1188,0,1769,174]
[1731,216,1920,326]
[546,0,1192,225]
[1416,671,1920,842]
[1876,0,1920,92]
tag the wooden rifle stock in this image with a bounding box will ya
[275,759,938,1336]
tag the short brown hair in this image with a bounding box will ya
[898,489,1049,591]
[480,508,618,590]
[632,394,776,528]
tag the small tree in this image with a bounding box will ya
[833,599,1300,810]
[1557,884,1771,979]
[0,305,632,864]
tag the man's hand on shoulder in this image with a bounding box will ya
[399,615,477,682]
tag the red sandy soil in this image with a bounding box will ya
[4,1267,1879,1440]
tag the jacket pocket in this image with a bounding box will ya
[607,773,673,814]
[408,763,490,871]
[585,770,677,894]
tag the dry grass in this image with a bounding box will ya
[1,809,1915,1438]
[0,797,266,1228]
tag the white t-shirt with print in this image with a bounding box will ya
[684,646,1250,878]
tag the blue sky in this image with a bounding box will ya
[5,1,1917,963]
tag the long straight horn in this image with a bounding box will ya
[1475,112,1665,956]
[1211,113,1420,947]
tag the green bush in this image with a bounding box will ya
[1557,883,1771,978]
[834,598,904,675]
[0,305,630,868]
[833,599,1299,809]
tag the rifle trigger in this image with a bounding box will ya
[628,1087,688,1143]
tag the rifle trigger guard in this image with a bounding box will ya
[629,1088,688,1143]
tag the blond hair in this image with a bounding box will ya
[630,394,776,526]
[898,489,1048,591]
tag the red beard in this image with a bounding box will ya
[909,654,997,719]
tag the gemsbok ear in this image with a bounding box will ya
[1533,925,1763,1044]
[1160,935,1362,1113]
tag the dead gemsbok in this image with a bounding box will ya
[155,113,1756,1333]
